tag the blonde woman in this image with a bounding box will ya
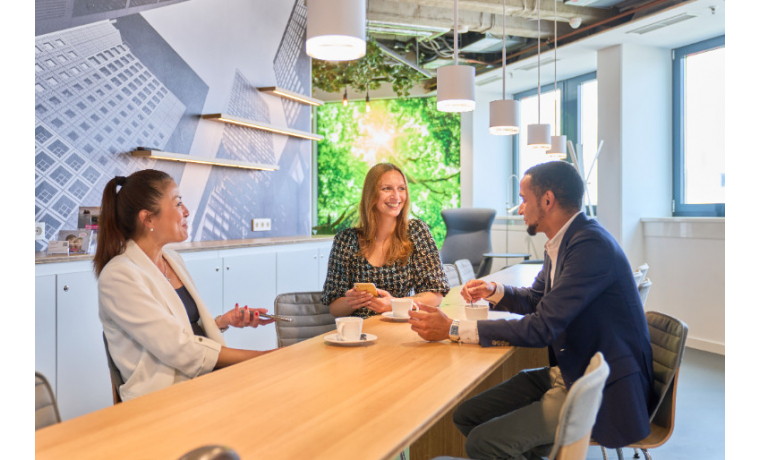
[322,163,449,318]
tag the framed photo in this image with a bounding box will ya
[57,229,92,255]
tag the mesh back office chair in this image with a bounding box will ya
[439,208,496,278]
[443,263,461,288]
[103,333,124,404]
[454,259,476,285]
[432,354,609,460]
[178,445,240,460]
[274,291,335,348]
[593,311,688,460]
[35,372,61,430]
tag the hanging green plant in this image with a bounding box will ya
[312,39,429,97]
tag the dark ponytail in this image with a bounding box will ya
[93,169,172,277]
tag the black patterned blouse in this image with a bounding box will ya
[321,219,450,318]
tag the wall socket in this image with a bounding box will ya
[252,218,271,232]
[35,222,46,240]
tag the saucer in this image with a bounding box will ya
[324,333,378,346]
[382,312,410,321]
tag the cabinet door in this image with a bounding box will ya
[56,271,112,420]
[183,257,224,318]
[222,252,278,351]
[318,244,332,290]
[277,248,320,293]
[35,275,57,393]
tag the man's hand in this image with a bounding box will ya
[409,303,453,342]
[461,279,496,303]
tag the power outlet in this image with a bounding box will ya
[35,222,46,240]
[252,218,272,232]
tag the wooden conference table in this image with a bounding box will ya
[36,264,546,460]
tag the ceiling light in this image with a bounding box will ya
[489,0,519,136]
[527,0,551,150]
[343,88,348,106]
[365,91,371,112]
[546,0,566,158]
[437,0,475,113]
[306,0,366,61]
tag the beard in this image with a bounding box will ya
[525,207,545,236]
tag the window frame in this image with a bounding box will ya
[511,71,597,208]
[672,35,725,217]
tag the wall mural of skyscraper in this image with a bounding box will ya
[34,0,312,251]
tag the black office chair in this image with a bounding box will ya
[439,208,496,278]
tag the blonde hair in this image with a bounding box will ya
[357,163,413,265]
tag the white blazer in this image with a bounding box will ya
[98,240,225,401]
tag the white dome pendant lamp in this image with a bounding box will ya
[306,0,366,62]
[527,0,551,150]
[490,0,519,135]
[546,0,567,159]
[437,0,475,112]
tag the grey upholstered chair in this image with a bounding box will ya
[547,352,610,460]
[593,311,688,460]
[443,263,461,288]
[454,259,476,285]
[439,208,497,278]
[178,445,240,460]
[35,372,61,430]
[103,333,124,404]
[274,291,336,347]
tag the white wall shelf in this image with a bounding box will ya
[201,113,324,141]
[131,149,279,171]
[257,86,324,106]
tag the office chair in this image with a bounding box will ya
[454,259,476,285]
[432,350,607,460]
[547,352,610,460]
[274,291,336,347]
[593,311,688,460]
[443,263,461,288]
[178,445,240,460]
[35,372,61,430]
[638,278,652,308]
[439,208,496,278]
[103,333,124,404]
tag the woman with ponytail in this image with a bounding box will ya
[95,169,275,401]
[322,163,449,318]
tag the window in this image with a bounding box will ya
[673,35,725,216]
[512,72,598,210]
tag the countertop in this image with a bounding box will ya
[35,235,334,264]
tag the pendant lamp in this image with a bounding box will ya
[489,0,519,135]
[527,0,551,150]
[306,0,366,62]
[546,0,567,159]
[437,0,475,112]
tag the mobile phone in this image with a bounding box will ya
[354,282,379,297]
[258,313,293,322]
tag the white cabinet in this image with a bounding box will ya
[56,270,112,421]
[276,243,333,293]
[183,257,224,318]
[35,275,57,392]
[318,245,331,289]
[222,252,278,351]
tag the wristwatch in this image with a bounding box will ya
[449,319,460,343]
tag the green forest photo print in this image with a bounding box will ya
[315,97,461,246]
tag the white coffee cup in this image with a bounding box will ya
[391,298,418,318]
[336,317,363,341]
[465,304,489,320]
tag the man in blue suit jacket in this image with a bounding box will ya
[410,161,655,459]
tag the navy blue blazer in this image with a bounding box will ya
[478,214,655,447]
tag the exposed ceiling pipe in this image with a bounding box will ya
[483,0,689,70]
